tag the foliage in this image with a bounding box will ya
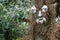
[0,0,31,40]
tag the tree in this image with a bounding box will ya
[28,0,60,40]
[0,0,60,40]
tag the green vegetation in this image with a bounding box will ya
[0,0,31,40]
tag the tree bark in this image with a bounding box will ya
[29,0,58,40]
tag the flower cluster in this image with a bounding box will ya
[30,5,48,24]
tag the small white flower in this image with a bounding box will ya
[16,14,20,17]
[55,17,58,22]
[30,5,36,13]
[3,8,7,12]
[43,17,46,21]
[58,16,60,20]
[36,19,39,23]
[0,3,2,6]
[26,8,30,11]
[38,11,42,17]
[42,5,48,12]
[39,20,43,24]
[36,18,43,24]
[15,5,19,8]
[51,2,57,7]
[53,3,57,6]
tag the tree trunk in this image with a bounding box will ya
[47,21,60,40]
[29,0,58,40]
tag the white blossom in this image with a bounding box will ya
[55,17,58,22]
[36,17,46,24]
[26,8,30,11]
[15,5,20,10]
[39,20,43,24]
[58,16,60,20]
[0,3,2,6]
[15,5,19,8]
[42,5,48,12]
[36,19,39,23]
[30,5,36,13]
[3,8,7,12]
[55,16,60,22]
[36,18,43,24]
[51,2,57,7]
[38,10,42,17]
[53,3,57,6]
[16,14,20,17]
[43,17,46,21]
